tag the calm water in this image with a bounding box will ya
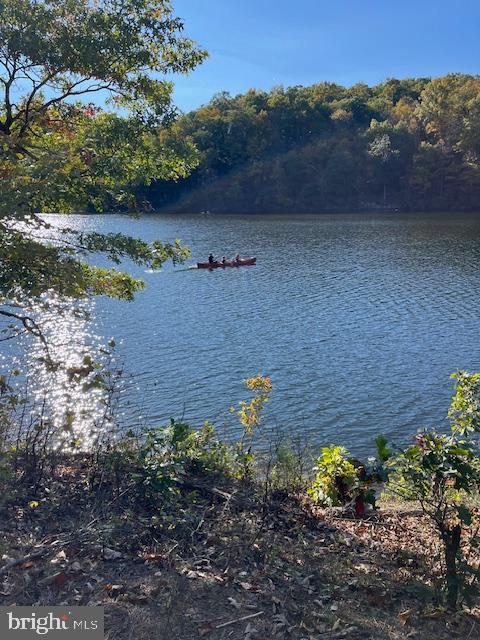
[14,212,480,454]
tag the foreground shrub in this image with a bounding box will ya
[232,375,272,479]
[268,438,310,494]
[388,431,480,608]
[387,371,480,609]
[306,439,388,511]
[448,371,480,436]
[132,419,235,499]
[307,445,359,507]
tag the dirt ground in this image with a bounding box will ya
[1,467,479,640]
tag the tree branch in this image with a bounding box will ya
[0,308,52,364]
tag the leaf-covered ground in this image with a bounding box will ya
[1,464,478,639]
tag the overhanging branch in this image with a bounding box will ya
[0,308,52,365]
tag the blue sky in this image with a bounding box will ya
[171,0,480,112]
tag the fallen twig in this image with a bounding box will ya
[466,620,477,640]
[330,515,401,527]
[0,548,51,576]
[175,477,233,501]
[215,611,264,629]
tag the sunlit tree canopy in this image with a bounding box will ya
[0,0,207,334]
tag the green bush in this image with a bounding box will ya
[307,445,359,507]
[306,436,392,510]
[448,371,480,436]
[387,371,480,609]
[388,430,480,608]
[268,439,309,493]
[133,419,234,499]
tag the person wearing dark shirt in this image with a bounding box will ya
[208,253,215,264]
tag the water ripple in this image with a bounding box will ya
[3,211,480,456]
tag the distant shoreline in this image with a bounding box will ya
[52,208,480,217]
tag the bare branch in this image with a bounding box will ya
[0,308,52,364]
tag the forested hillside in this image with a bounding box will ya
[144,74,480,213]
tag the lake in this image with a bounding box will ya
[13,212,480,455]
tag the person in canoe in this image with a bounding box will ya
[208,253,215,264]
[221,256,227,265]
[234,253,241,263]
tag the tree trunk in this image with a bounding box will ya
[443,524,462,609]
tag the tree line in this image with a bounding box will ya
[143,74,480,213]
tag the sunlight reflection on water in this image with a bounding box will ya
[1,297,118,450]
[31,298,112,447]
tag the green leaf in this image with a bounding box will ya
[375,434,392,462]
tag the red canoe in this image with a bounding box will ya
[197,257,257,269]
